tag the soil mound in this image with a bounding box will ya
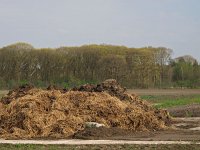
[0,79,170,139]
[73,127,133,140]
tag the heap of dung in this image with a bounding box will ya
[0,79,170,139]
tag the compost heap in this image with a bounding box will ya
[0,79,170,139]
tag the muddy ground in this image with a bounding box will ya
[73,117,200,141]
[167,104,200,117]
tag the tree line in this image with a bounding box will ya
[0,42,199,89]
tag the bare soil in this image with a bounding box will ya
[73,117,200,141]
[167,104,200,117]
[128,89,200,96]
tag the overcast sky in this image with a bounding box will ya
[0,0,199,60]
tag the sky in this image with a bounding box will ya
[0,0,200,60]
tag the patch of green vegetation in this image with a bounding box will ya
[141,95,200,109]
[141,95,159,102]
[0,144,199,150]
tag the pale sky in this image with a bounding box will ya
[0,0,200,60]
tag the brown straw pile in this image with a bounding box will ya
[0,79,170,139]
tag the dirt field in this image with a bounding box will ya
[128,89,200,96]
[167,104,200,117]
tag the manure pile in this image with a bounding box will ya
[0,79,170,139]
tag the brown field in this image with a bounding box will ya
[128,89,200,96]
